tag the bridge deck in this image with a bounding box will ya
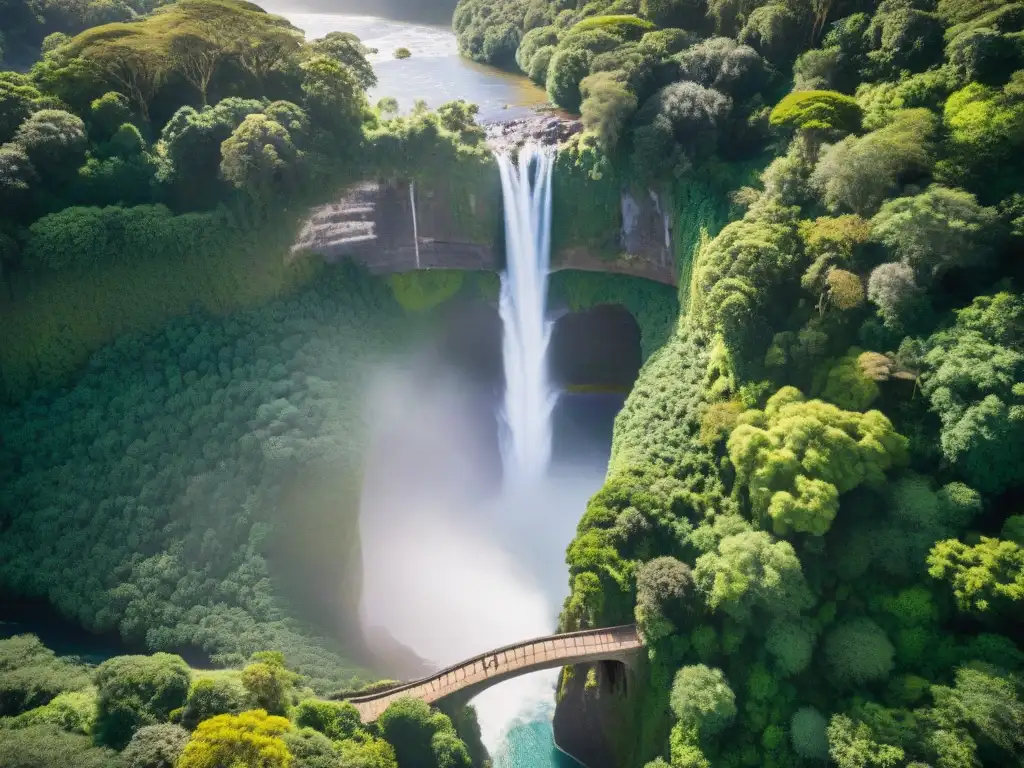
[344,625,642,723]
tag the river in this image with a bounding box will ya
[261,4,548,121]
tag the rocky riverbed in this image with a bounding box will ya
[485,113,583,153]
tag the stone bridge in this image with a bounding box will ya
[291,179,677,286]
[342,625,643,723]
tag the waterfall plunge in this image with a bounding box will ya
[497,147,557,486]
[464,146,564,761]
[358,145,584,763]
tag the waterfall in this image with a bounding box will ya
[496,146,556,486]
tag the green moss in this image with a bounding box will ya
[387,270,466,311]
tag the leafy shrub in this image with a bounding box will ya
[181,676,247,730]
[765,619,815,676]
[378,697,465,768]
[293,698,362,741]
[669,665,736,737]
[0,690,96,734]
[770,90,862,135]
[282,727,339,768]
[240,654,297,717]
[120,724,190,768]
[93,653,191,748]
[176,710,291,768]
[0,635,89,717]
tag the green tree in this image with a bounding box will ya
[546,46,592,111]
[300,55,366,141]
[240,653,296,717]
[180,676,246,730]
[1,75,46,144]
[824,618,895,687]
[377,697,461,768]
[941,79,1024,190]
[161,96,263,189]
[930,664,1024,761]
[811,108,937,215]
[791,707,829,760]
[727,387,908,536]
[579,71,637,152]
[0,142,37,213]
[634,555,693,644]
[928,537,1024,614]
[669,665,736,738]
[93,653,191,749]
[766,619,816,676]
[693,529,814,621]
[12,108,86,177]
[282,727,339,768]
[219,113,299,201]
[827,713,904,768]
[431,730,472,768]
[870,185,1001,283]
[293,698,362,741]
[919,319,1024,494]
[307,31,377,89]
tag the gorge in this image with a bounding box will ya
[2,0,1024,767]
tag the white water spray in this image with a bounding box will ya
[496,146,557,486]
[358,144,593,764]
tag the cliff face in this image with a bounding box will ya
[552,658,662,768]
[292,177,677,286]
[291,178,499,272]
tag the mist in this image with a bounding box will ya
[357,359,610,752]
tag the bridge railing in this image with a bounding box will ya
[342,624,640,704]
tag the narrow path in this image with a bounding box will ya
[343,625,643,722]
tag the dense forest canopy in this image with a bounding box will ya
[0,1,500,764]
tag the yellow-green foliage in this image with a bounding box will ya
[0,690,97,735]
[699,400,745,446]
[769,90,862,135]
[177,710,292,768]
[728,386,908,536]
[569,15,655,38]
[815,348,880,410]
[387,270,465,312]
[928,536,1024,613]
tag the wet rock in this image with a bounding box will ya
[484,113,582,154]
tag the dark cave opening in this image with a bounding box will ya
[549,304,643,392]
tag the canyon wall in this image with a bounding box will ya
[292,179,678,286]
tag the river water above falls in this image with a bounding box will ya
[260,3,548,121]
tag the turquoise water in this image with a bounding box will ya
[495,720,586,768]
